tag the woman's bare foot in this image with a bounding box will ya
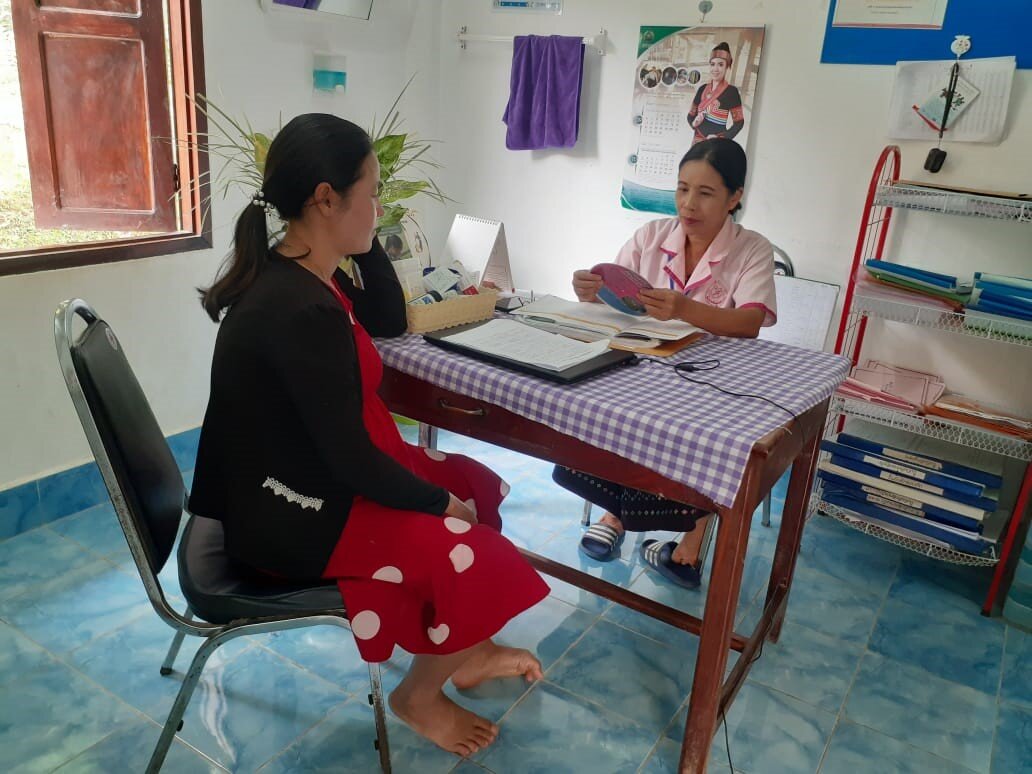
[598,512,624,534]
[671,534,697,565]
[388,687,499,757]
[451,641,544,690]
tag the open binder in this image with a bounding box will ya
[423,321,636,384]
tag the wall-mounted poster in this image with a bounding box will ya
[621,26,766,215]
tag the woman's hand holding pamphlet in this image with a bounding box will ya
[591,263,653,316]
[511,267,705,356]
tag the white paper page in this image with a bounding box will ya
[482,223,515,292]
[440,215,514,291]
[758,276,840,352]
[887,56,1016,142]
[833,0,948,29]
[442,319,611,371]
[512,295,700,341]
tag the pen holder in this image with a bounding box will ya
[406,287,498,334]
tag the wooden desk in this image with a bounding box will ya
[380,366,829,773]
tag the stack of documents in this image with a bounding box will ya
[818,432,1002,556]
[926,394,1032,441]
[440,318,611,371]
[967,273,1032,323]
[510,295,704,356]
[854,273,960,312]
[836,360,945,413]
[864,259,972,309]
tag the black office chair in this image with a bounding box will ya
[773,245,795,277]
[54,299,392,773]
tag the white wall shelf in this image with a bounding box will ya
[830,397,1032,461]
[873,183,1032,223]
[851,290,1032,347]
[817,500,1000,567]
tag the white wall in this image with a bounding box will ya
[423,0,1032,415]
[0,0,441,489]
[3,0,1030,490]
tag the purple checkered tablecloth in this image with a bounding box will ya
[377,334,849,509]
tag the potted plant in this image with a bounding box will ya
[191,75,447,252]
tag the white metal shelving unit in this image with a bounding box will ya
[826,147,1032,613]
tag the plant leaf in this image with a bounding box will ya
[380,179,428,205]
[249,132,272,175]
[374,134,406,176]
[376,205,406,230]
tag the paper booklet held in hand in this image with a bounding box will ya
[511,295,705,356]
[591,263,652,316]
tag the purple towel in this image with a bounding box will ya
[503,35,585,151]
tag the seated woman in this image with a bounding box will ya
[554,138,776,589]
[189,114,549,758]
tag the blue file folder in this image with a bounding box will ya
[834,432,1003,488]
[822,488,990,556]
[821,440,984,498]
[827,455,998,513]
[816,469,983,532]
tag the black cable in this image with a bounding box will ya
[638,357,799,426]
[722,640,766,774]
[722,707,735,773]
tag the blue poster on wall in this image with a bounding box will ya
[821,0,1032,69]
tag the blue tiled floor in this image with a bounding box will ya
[1,428,1029,772]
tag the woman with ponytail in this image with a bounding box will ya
[191,114,548,758]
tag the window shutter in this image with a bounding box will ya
[11,0,178,232]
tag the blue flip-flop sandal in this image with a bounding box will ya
[640,539,702,589]
[579,522,624,561]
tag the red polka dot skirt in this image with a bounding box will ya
[322,279,549,663]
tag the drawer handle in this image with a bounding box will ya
[438,399,486,416]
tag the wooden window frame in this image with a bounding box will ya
[0,0,211,278]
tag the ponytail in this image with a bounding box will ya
[199,113,373,322]
[199,202,270,322]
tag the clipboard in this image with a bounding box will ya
[423,322,637,384]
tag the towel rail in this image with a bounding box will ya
[457,26,607,56]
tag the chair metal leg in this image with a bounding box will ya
[417,422,438,450]
[368,663,393,773]
[581,499,592,526]
[159,607,193,676]
[695,514,718,569]
[147,633,224,774]
[761,492,772,528]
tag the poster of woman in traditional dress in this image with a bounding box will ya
[621,26,766,215]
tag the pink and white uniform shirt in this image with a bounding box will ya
[614,216,777,326]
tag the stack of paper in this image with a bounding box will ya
[967,273,1032,322]
[836,360,945,413]
[926,394,1032,440]
[440,319,611,372]
[817,432,1002,556]
[510,295,705,356]
[854,274,960,312]
[864,259,972,309]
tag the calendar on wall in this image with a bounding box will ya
[492,1,563,13]
[621,25,766,215]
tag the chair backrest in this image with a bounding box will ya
[773,245,795,277]
[55,300,185,580]
[758,275,840,353]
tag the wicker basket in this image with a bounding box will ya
[406,288,498,334]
